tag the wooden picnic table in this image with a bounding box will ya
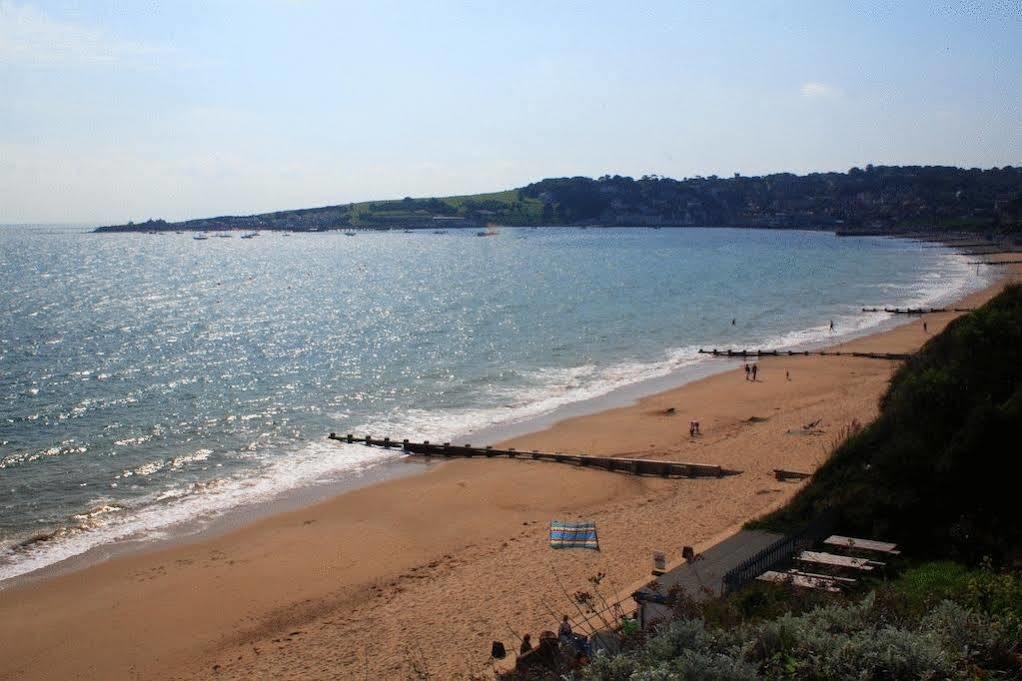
[788,569,857,585]
[797,550,882,572]
[824,535,901,555]
[757,570,841,592]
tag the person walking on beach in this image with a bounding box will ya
[751,363,758,381]
[829,319,834,331]
[744,363,751,381]
[923,321,928,333]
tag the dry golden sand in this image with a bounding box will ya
[1,258,1019,681]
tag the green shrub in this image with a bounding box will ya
[580,589,1020,680]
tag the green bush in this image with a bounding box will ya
[580,590,1020,680]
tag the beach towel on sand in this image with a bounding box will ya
[549,521,599,550]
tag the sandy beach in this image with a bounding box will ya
[2,254,1019,681]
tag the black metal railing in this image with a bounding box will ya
[721,512,836,595]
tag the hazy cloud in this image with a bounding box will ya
[800,81,842,99]
[0,1,161,65]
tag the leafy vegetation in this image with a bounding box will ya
[569,561,1022,680]
[583,584,1021,680]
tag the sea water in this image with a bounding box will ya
[0,225,990,581]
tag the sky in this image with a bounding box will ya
[1,1,1020,224]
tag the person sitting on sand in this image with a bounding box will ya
[520,633,532,655]
[559,615,572,638]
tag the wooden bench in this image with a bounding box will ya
[824,535,901,556]
[796,550,882,572]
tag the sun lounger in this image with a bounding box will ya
[824,535,901,556]
[756,570,841,592]
[796,550,882,571]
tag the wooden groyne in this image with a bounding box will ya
[697,349,910,360]
[860,306,973,314]
[327,433,737,478]
[970,259,1022,266]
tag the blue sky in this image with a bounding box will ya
[1,1,1020,223]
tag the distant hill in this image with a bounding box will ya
[94,165,1022,234]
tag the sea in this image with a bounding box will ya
[0,225,991,583]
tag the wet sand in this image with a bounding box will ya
[2,256,1018,681]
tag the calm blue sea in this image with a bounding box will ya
[0,225,988,581]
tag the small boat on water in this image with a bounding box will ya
[476,227,500,237]
[240,232,259,239]
[432,230,447,234]
[344,231,357,236]
[193,234,209,240]
[213,233,233,238]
